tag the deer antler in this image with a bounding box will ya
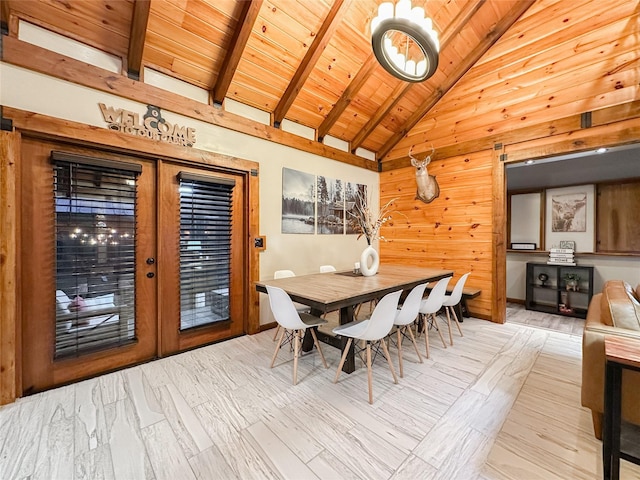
[409,144,435,165]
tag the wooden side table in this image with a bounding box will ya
[603,336,640,480]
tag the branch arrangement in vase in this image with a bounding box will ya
[347,189,398,245]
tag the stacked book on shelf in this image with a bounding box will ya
[547,247,576,266]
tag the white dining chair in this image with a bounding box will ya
[418,276,451,359]
[333,290,402,404]
[393,283,428,378]
[266,286,328,385]
[441,272,470,345]
[272,269,310,341]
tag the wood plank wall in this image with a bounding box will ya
[380,0,640,323]
[380,149,495,320]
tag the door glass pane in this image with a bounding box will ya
[179,175,234,330]
[54,162,137,358]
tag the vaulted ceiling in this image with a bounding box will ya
[2,0,637,168]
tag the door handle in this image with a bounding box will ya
[146,257,155,265]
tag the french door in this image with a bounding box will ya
[157,162,246,355]
[21,138,247,394]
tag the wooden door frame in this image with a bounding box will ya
[494,117,640,325]
[0,107,261,402]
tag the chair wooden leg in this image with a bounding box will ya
[432,314,447,348]
[397,327,404,378]
[407,325,423,364]
[420,314,430,358]
[450,306,464,337]
[445,307,454,346]
[272,325,280,341]
[366,342,373,404]
[309,328,328,368]
[293,329,300,385]
[334,338,353,383]
[380,338,398,385]
[270,328,286,367]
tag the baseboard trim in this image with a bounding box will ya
[258,321,277,333]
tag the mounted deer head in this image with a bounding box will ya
[409,145,440,204]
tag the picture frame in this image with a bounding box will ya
[559,240,575,250]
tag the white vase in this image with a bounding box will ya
[360,245,379,276]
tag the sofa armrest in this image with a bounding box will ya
[582,310,640,425]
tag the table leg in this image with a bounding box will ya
[603,360,622,480]
[303,305,356,373]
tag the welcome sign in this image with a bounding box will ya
[99,103,196,147]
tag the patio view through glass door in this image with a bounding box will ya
[53,154,139,359]
[178,173,234,330]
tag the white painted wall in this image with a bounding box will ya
[0,61,378,326]
[510,192,541,246]
[507,253,640,301]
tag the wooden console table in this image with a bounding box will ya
[603,335,640,480]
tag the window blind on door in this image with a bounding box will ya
[53,154,138,358]
[178,172,235,330]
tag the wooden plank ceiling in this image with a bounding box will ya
[4,0,631,168]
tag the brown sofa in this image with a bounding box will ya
[581,280,640,439]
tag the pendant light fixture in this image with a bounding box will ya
[371,0,439,82]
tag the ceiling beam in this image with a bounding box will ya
[377,0,536,161]
[212,0,263,106]
[349,0,486,156]
[2,35,377,171]
[317,53,378,141]
[351,80,409,153]
[272,0,352,128]
[127,0,150,81]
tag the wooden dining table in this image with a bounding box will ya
[255,264,453,373]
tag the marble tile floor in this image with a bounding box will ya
[2,314,640,480]
[506,302,586,336]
